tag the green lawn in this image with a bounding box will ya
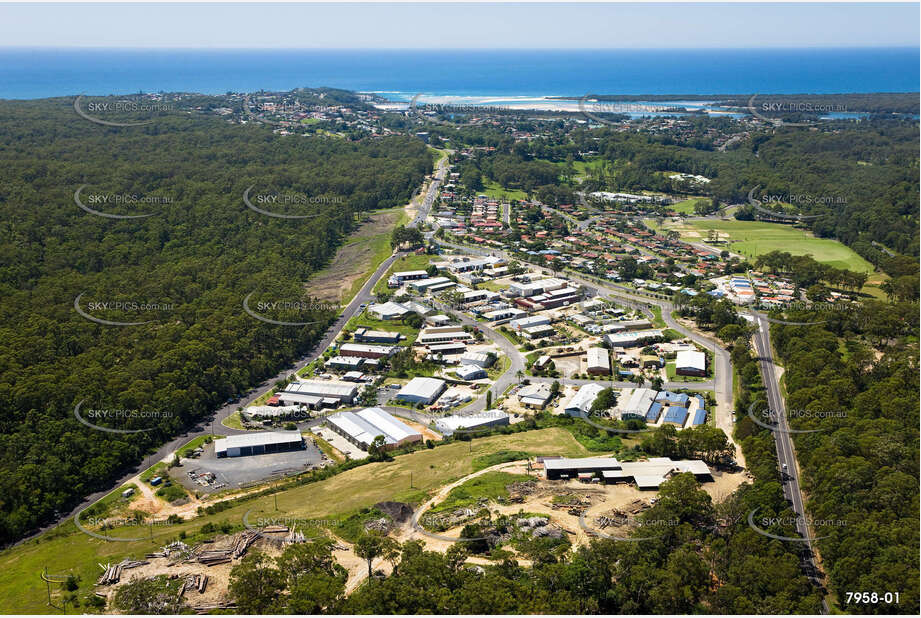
[0,428,587,613]
[670,197,711,215]
[664,219,878,274]
[481,179,527,202]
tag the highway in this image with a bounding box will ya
[752,314,828,613]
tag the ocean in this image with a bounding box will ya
[0,48,917,101]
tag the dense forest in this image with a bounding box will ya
[0,99,432,543]
[769,303,919,613]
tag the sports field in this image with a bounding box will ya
[661,219,877,274]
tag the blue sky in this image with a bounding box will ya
[0,2,917,49]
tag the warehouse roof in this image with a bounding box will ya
[543,456,622,472]
[398,377,446,400]
[284,380,358,397]
[676,349,706,371]
[663,406,689,425]
[215,431,302,452]
[565,383,606,414]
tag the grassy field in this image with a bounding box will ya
[0,428,587,613]
[306,206,407,305]
[662,219,876,274]
[481,179,527,202]
[670,197,711,215]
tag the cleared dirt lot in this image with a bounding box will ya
[306,209,402,302]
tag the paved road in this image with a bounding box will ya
[427,298,525,414]
[752,314,828,613]
[410,151,450,228]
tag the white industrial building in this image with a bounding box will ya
[543,456,712,488]
[586,347,611,375]
[418,327,474,345]
[454,364,487,380]
[675,349,707,376]
[367,301,411,320]
[435,410,510,436]
[460,351,495,368]
[278,380,358,406]
[509,315,551,331]
[564,383,607,416]
[518,382,553,408]
[509,277,566,297]
[396,377,447,405]
[215,431,304,458]
[326,407,422,450]
[604,329,665,348]
[619,387,658,421]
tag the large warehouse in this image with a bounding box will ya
[435,409,510,436]
[278,380,358,406]
[215,431,304,458]
[396,377,446,405]
[543,456,712,489]
[604,329,665,348]
[564,383,606,416]
[675,349,707,376]
[326,407,422,450]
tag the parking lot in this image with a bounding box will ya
[175,439,324,493]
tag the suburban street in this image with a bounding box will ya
[433,238,736,451]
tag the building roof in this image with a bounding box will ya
[691,407,707,426]
[284,380,358,398]
[587,347,610,369]
[601,458,711,487]
[398,377,446,400]
[623,388,657,418]
[663,406,689,425]
[455,364,486,380]
[327,407,421,446]
[645,401,663,422]
[436,410,509,433]
[543,456,621,472]
[675,349,706,371]
[368,301,410,316]
[656,391,690,405]
[215,431,302,452]
[518,382,552,404]
[565,383,606,414]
